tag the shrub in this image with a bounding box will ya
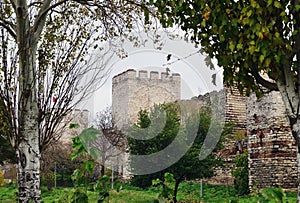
[231,151,249,195]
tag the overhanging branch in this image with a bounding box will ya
[249,62,278,91]
[33,0,68,40]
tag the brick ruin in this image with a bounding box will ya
[247,91,297,190]
[196,88,298,190]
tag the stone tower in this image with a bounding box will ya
[112,69,181,129]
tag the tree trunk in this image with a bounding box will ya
[16,137,41,202]
[297,146,300,202]
[173,178,182,203]
[16,65,41,202]
[14,0,52,201]
[16,44,41,202]
[16,13,41,201]
[101,165,105,177]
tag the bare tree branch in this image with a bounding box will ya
[0,21,16,39]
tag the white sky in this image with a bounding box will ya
[79,32,223,119]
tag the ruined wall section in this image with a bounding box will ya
[247,91,297,190]
[193,86,246,133]
[191,87,246,185]
[112,69,181,130]
[224,87,247,133]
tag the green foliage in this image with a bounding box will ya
[149,0,298,96]
[231,152,249,196]
[128,103,180,189]
[128,102,224,202]
[253,187,286,203]
[69,123,80,129]
[130,174,158,189]
[152,172,175,202]
[70,188,88,203]
[71,128,100,161]
[70,130,122,203]
[0,182,297,202]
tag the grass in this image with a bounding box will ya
[0,182,297,202]
[0,183,17,203]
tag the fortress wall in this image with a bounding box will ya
[112,69,298,190]
[193,86,246,133]
[150,71,159,79]
[247,91,297,190]
[112,70,132,129]
[112,69,181,130]
[59,109,90,144]
[224,87,247,133]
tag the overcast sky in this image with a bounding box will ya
[78,31,223,119]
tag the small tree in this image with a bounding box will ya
[232,152,249,196]
[94,106,126,177]
[40,142,85,188]
[128,103,224,202]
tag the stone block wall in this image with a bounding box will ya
[111,68,298,190]
[112,69,181,130]
[224,87,247,133]
[191,86,246,130]
[247,91,297,190]
[189,88,246,185]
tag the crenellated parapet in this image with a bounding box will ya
[112,69,181,84]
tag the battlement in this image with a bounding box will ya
[72,108,89,119]
[112,69,181,84]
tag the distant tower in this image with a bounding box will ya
[112,69,181,130]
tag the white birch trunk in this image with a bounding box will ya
[277,77,300,201]
[14,0,44,201]
[16,44,41,202]
[16,45,41,202]
[16,136,41,202]
[14,1,51,201]
[297,146,300,203]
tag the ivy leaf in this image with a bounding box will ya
[69,123,80,129]
[82,159,95,174]
[237,43,243,50]
[274,1,281,8]
[259,55,265,63]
